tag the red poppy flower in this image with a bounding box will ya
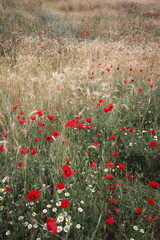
[52,131,60,138]
[56,183,65,190]
[38,122,45,127]
[3,133,8,137]
[129,128,134,132]
[98,99,103,103]
[117,163,126,169]
[109,198,117,204]
[36,110,43,117]
[6,187,11,192]
[104,107,110,113]
[109,135,116,140]
[150,129,156,135]
[17,162,23,167]
[105,217,114,224]
[30,116,36,120]
[34,138,41,142]
[48,115,54,120]
[77,124,84,129]
[86,125,92,129]
[46,136,52,141]
[93,141,100,147]
[30,149,38,155]
[26,190,41,201]
[108,104,114,111]
[145,216,154,222]
[21,148,29,154]
[62,165,76,178]
[86,118,92,123]
[19,120,25,124]
[104,174,113,179]
[66,158,71,163]
[149,181,159,189]
[46,218,57,235]
[60,200,71,208]
[149,141,157,147]
[19,111,24,115]
[96,133,102,136]
[91,161,97,168]
[147,198,156,206]
[113,152,119,156]
[107,161,114,169]
[121,127,126,131]
[135,207,143,215]
[13,106,18,110]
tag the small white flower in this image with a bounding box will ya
[57,215,64,223]
[52,207,57,212]
[33,224,38,228]
[47,204,51,208]
[153,135,158,139]
[56,201,61,206]
[5,230,11,235]
[18,216,24,220]
[66,216,71,221]
[32,212,36,216]
[57,189,62,194]
[0,189,4,193]
[57,226,63,233]
[28,224,32,229]
[129,142,133,146]
[91,188,96,193]
[0,196,3,201]
[130,238,134,240]
[36,238,41,240]
[24,222,28,227]
[29,201,34,206]
[50,199,54,203]
[64,225,70,232]
[140,229,144,233]
[65,192,70,197]
[133,226,139,231]
[76,224,81,229]
[43,209,47,213]
[104,168,109,172]
[78,207,83,212]
[66,221,72,226]
[80,200,84,204]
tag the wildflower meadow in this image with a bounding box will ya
[0,0,160,239]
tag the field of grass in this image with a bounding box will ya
[0,0,160,239]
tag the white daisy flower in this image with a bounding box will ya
[42,209,47,213]
[52,207,57,212]
[76,224,81,229]
[64,225,70,232]
[28,224,32,229]
[78,207,83,212]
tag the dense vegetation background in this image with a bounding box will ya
[0,0,160,239]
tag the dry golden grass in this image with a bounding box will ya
[1,0,160,115]
[1,36,160,115]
